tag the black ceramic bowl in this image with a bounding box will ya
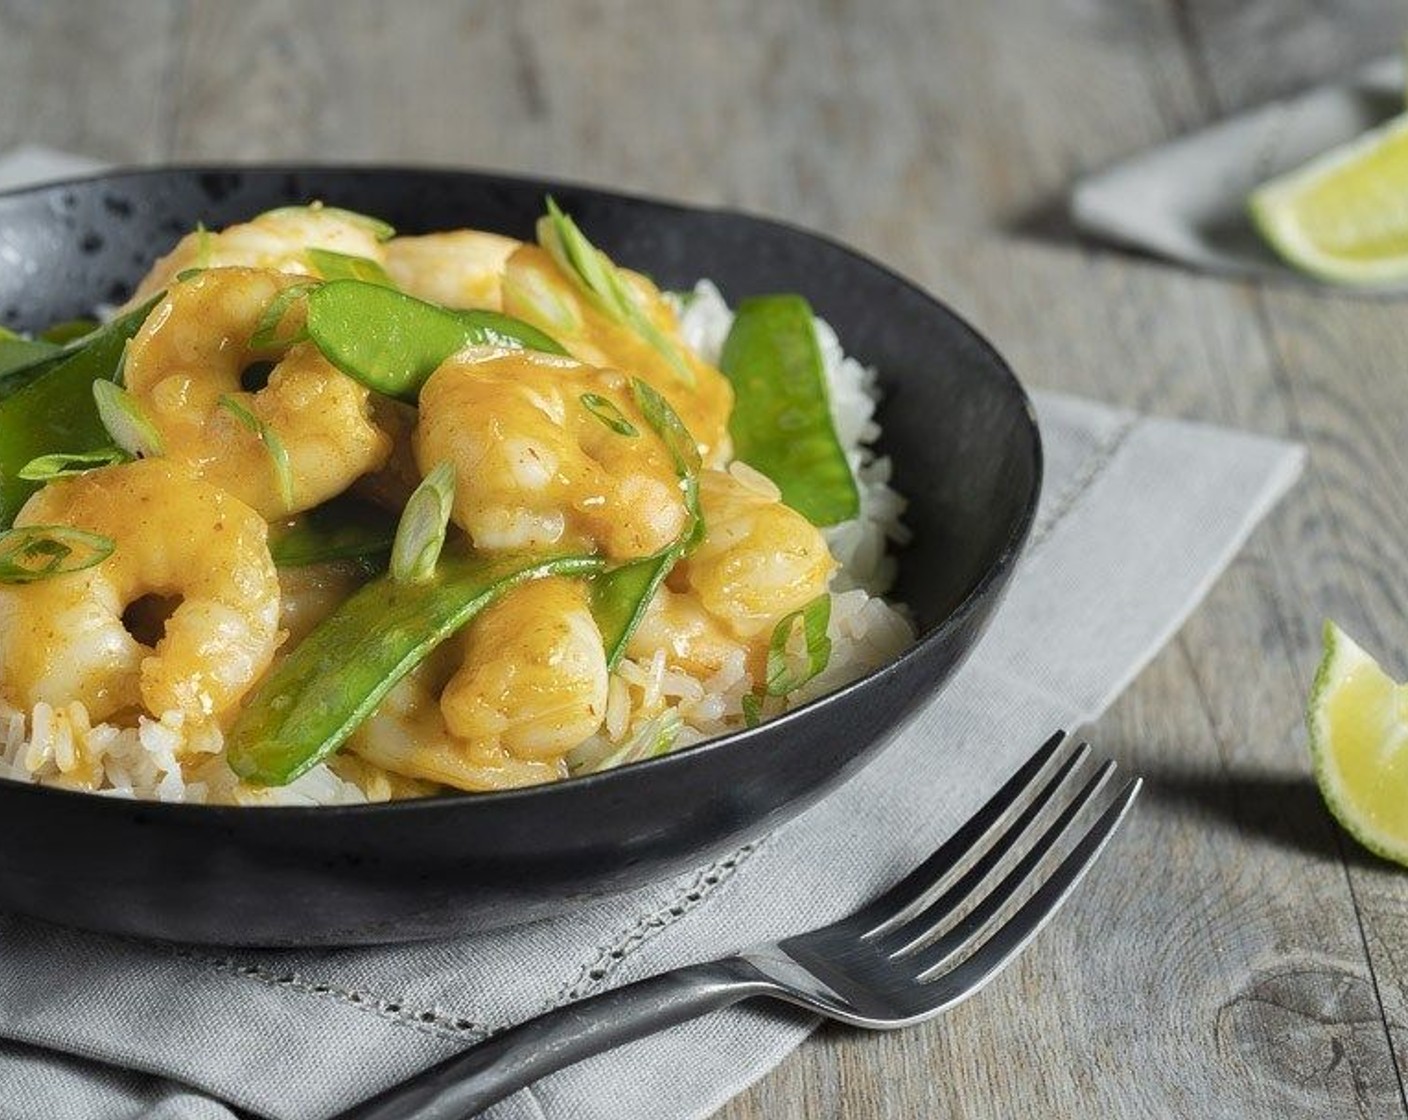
[0,167,1040,946]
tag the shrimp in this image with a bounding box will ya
[123,267,393,518]
[130,204,388,304]
[415,349,689,559]
[673,466,836,640]
[349,577,608,790]
[0,459,280,727]
[501,244,735,466]
[384,230,521,310]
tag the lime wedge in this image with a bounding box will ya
[1307,621,1408,866]
[1249,112,1408,284]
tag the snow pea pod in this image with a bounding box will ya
[305,280,567,401]
[718,294,859,526]
[0,297,159,527]
[268,495,398,569]
[226,551,605,786]
[589,552,675,669]
[0,337,61,397]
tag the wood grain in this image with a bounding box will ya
[3,0,1407,1116]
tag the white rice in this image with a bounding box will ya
[1,281,914,803]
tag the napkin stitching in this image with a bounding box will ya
[152,945,495,1041]
[552,839,766,1006]
[1023,415,1137,556]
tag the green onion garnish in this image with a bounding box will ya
[765,594,833,697]
[193,222,213,268]
[741,693,763,728]
[390,462,456,583]
[93,379,164,458]
[538,197,695,387]
[217,396,294,511]
[249,283,317,350]
[0,524,115,584]
[18,447,132,481]
[580,392,639,437]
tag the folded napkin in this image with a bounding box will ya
[1072,55,1405,293]
[0,151,1306,1119]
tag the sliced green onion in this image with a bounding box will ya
[306,280,567,401]
[249,282,317,350]
[193,222,213,268]
[568,710,682,776]
[18,447,131,481]
[217,395,293,510]
[226,550,605,786]
[174,267,206,283]
[718,294,860,526]
[580,392,639,437]
[39,319,100,345]
[765,594,833,697]
[538,197,695,387]
[390,462,455,583]
[93,379,164,458]
[0,525,115,584]
[0,296,160,528]
[587,382,704,664]
[304,248,395,287]
[268,496,397,568]
[257,205,396,242]
[741,693,764,728]
[632,377,702,549]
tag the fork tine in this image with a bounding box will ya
[859,730,1073,940]
[913,777,1141,1006]
[863,733,1088,942]
[896,759,1116,966]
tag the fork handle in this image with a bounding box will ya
[334,956,776,1119]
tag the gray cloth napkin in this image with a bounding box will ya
[0,151,1305,1119]
[1072,56,1405,293]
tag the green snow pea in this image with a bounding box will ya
[305,280,568,401]
[0,297,160,527]
[719,294,859,526]
[226,550,605,786]
[267,495,398,569]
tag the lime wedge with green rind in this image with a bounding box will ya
[1307,620,1408,867]
[1250,112,1408,285]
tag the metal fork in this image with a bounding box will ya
[339,731,1140,1120]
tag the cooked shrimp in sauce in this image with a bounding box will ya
[0,201,910,804]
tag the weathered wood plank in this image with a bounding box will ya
[0,0,182,163]
[1179,0,1408,1100]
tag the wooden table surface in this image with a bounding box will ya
[5,1,1407,1115]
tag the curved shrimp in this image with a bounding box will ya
[130,205,388,304]
[0,459,280,726]
[415,349,689,559]
[674,466,836,640]
[383,230,521,310]
[123,267,393,518]
[349,577,608,790]
[501,244,735,466]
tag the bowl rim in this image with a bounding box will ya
[0,162,1044,820]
